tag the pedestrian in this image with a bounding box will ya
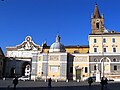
[88,77,93,86]
[13,77,18,90]
[48,78,52,88]
[100,77,105,90]
[104,77,108,89]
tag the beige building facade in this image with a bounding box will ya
[89,4,120,81]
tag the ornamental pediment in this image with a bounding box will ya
[75,66,84,69]
[103,44,108,47]
[17,36,41,51]
[112,44,117,47]
[93,44,98,47]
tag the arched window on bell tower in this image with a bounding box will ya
[96,22,99,29]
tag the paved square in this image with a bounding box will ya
[0,79,120,90]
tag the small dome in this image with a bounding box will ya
[49,35,65,52]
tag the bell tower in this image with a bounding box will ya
[91,4,104,34]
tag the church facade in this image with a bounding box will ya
[31,35,89,81]
[5,5,120,81]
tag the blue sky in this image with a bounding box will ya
[0,0,120,53]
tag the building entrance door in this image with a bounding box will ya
[76,69,81,80]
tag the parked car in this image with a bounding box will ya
[85,76,96,82]
[108,78,114,81]
[18,76,30,81]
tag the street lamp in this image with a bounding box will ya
[101,57,106,78]
[45,52,48,82]
[13,57,16,77]
[101,27,105,78]
[101,59,103,78]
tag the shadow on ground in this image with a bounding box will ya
[0,84,115,90]
[0,81,120,90]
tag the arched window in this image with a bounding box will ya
[94,58,97,62]
[113,58,117,62]
[96,23,99,29]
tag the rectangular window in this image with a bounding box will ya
[70,67,73,73]
[113,48,116,52]
[103,38,106,43]
[94,39,97,43]
[39,56,41,61]
[112,38,115,43]
[103,48,106,52]
[94,65,96,70]
[114,65,117,70]
[94,48,97,52]
[85,67,88,73]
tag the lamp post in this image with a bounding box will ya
[95,26,104,81]
[101,57,106,78]
[45,52,48,82]
[101,27,105,78]
[13,57,16,77]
